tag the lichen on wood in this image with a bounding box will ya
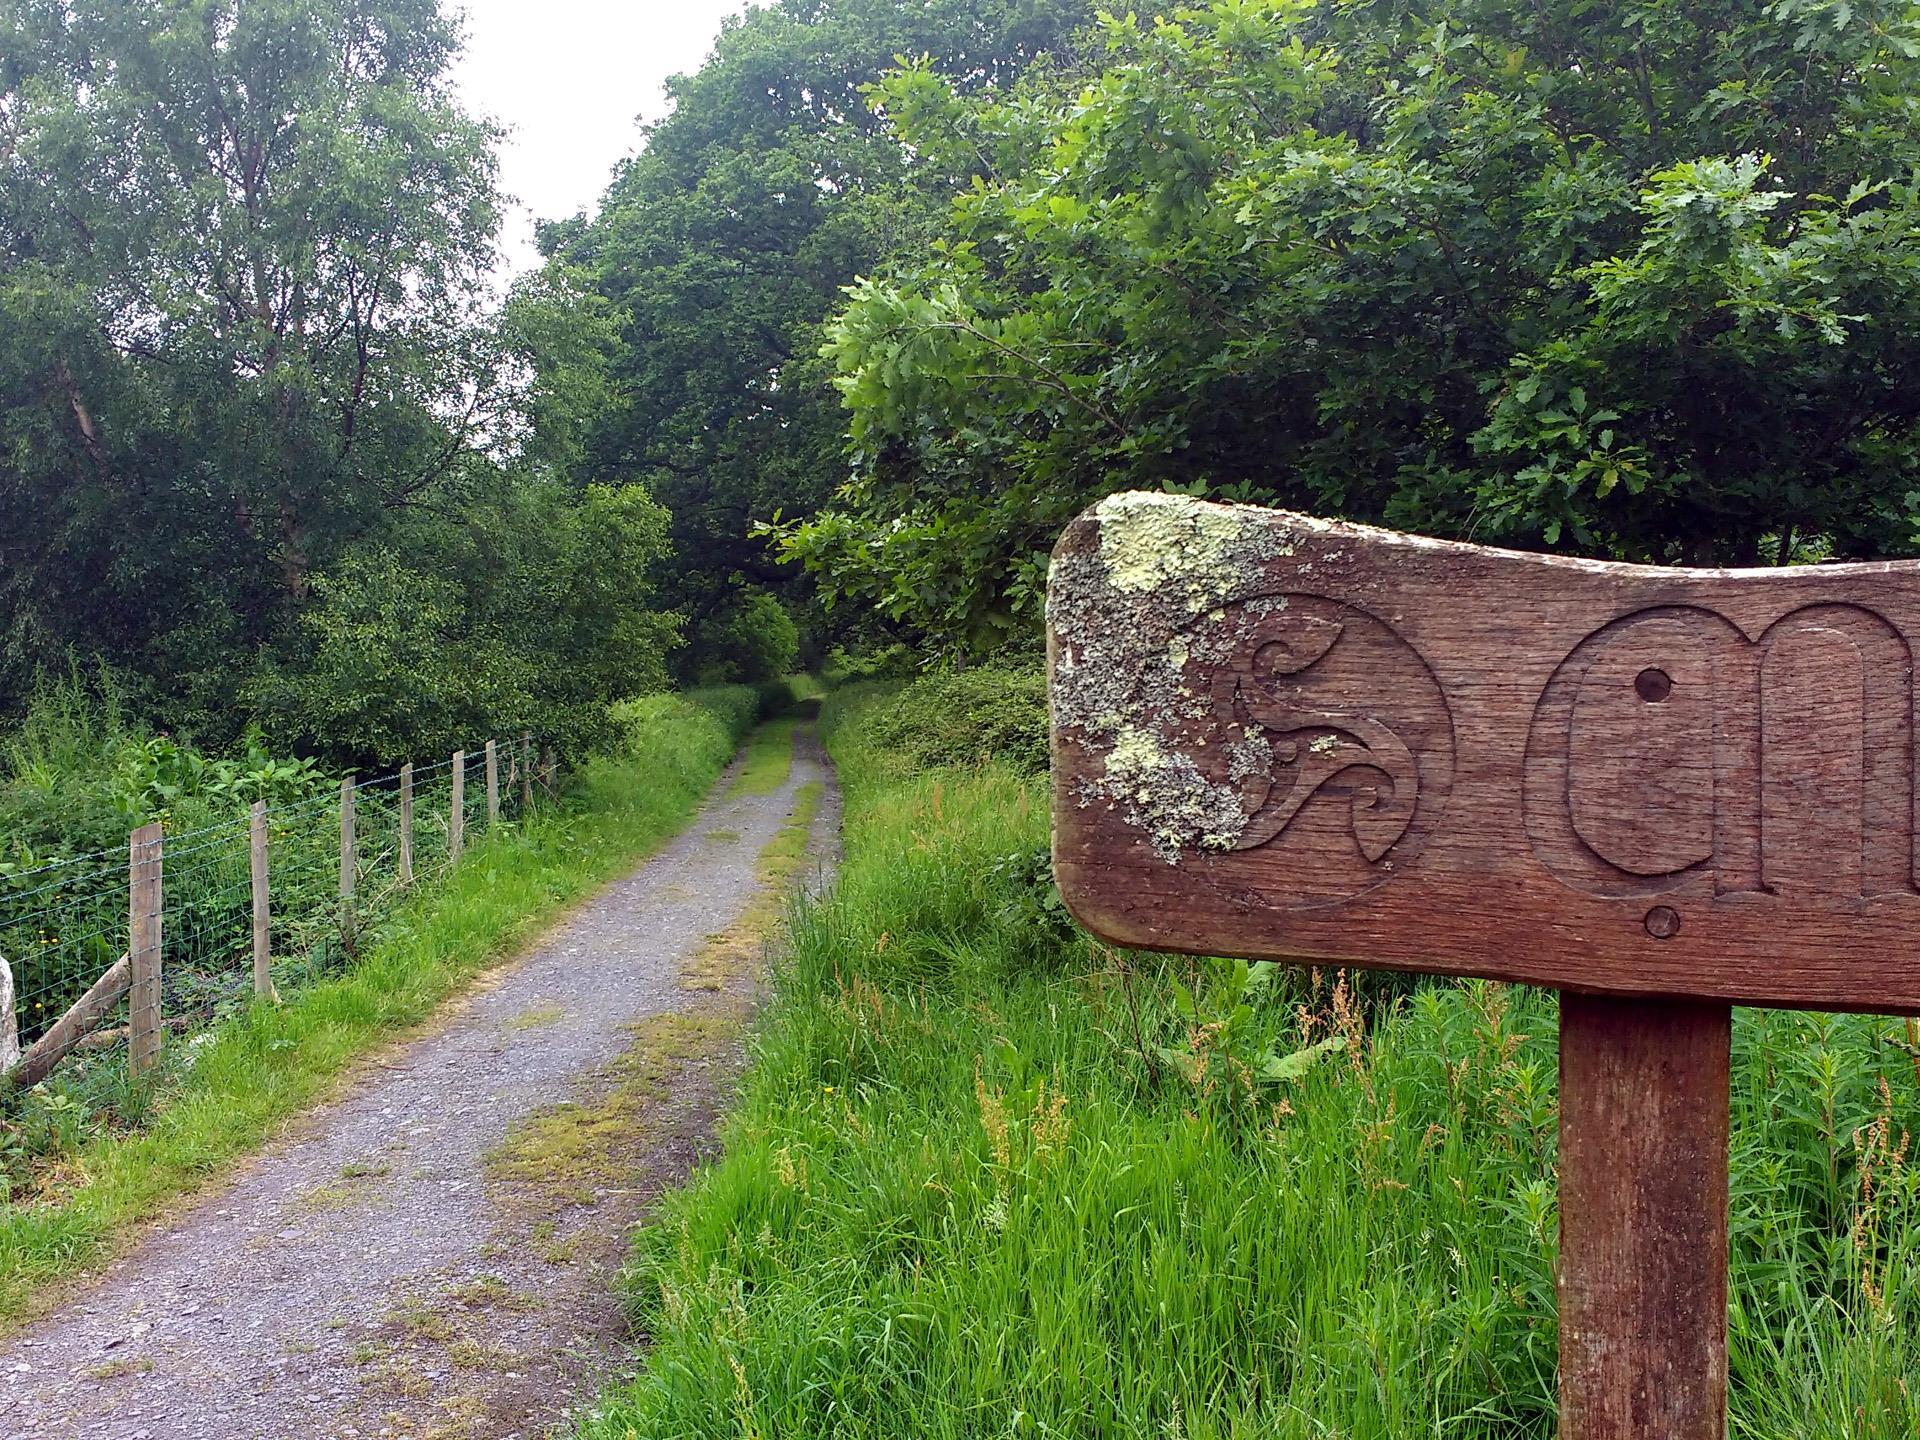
[1049,491,1302,863]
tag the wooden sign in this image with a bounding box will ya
[1050,492,1920,1013]
[1047,492,1920,1437]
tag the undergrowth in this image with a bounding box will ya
[579,685,1920,1439]
[0,684,771,1328]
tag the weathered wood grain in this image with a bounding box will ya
[450,750,466,865]
[399,762,415,886]
[127,822,163,1077]
[485,738,500,827]
[0,953,16,1076]
[1049,493,1920,1012]
[339,775,357,902]
[1558,995,1729,1436]
[251,800,271,997]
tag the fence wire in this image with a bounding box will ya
[1,738,546,1085]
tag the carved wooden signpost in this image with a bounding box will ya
[1048,492,1920,1436]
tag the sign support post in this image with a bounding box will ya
[1557,996,1729,1434]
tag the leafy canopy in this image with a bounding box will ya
[545,0,1095,673]
[782,0,1920,654]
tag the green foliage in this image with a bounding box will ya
[114,737,327,819]
[258,482,682,764]
[578,693,1920,1438]
[984,843,1076,946]
[854,664,1050,775]
[692,592,801,686]
[0,1088,89,1199]
[0,3,680,757]
[0,0,496,712]
[609,686,765,765]
[0,669,329,868]
[546,0,1095,675]
[783,0,1920,651]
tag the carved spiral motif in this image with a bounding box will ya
[1179,594,1455,907]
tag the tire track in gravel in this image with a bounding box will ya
[1,724,840,1440]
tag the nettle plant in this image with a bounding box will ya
[115,735,329,819]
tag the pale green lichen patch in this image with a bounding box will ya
[1050,492,1308,864]
[1104,726,1166,788]
[1094,491,1286,613]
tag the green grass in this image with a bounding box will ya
[781,673,828,704]
[580,688,1920,1439]
[727,718,799,798]
[0,688,765,1329]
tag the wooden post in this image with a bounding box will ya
[398,763,415,885]
[1043,496,1914,1432]
[8,954,131,1092]
[521,734,534,811]
[127,822,163,1077]
[1559,995,1730,1437]
[450,751,466,865]
[0,953,17,1077]
[485,739,500,827]
[540,744,557,800]
[250,801,271,998]
[339,776,357,902]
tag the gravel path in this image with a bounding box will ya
[1,725,839,1440]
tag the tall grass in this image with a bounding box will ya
[580,689,1920,1439]
[0,686,767,1327]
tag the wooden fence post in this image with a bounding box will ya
[399,763,415,885]
[128,822,163,1078]
[450,751,466,865]
[521,734,534,811]
[486,739,499,827]
[339,776,357,902]
[0,953,17,1077]
[251,801,271,998]
[540,744,557,800]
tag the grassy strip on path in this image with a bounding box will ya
[489,766,829,1203]
[0,688,769,1330]
[580,687,1920,1439]
[681,778,824,995]
[726,718,799,798]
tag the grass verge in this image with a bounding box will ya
[579,687,1920,1439]
[0,688,767,1330]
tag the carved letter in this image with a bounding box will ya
[1527,603,1917,900]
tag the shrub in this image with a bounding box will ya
[857,664,1048,776]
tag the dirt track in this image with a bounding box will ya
[0,727,837,1440]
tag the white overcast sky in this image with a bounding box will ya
[450,1,754,278]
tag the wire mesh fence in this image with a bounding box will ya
[0,736,547,1090]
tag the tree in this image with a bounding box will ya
[0,0,500,724]
[546,0,1095,673]
[784,0,1920,655]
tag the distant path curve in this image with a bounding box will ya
[0,725,839,1440]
